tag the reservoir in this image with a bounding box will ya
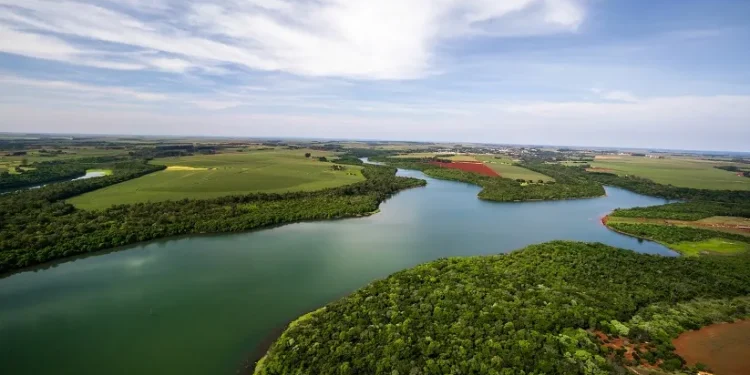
[0,167,674,375]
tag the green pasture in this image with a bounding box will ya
[448,155,479,161]
[671,238,750,256]
[392,152,441,158]
[590,156,750,190]
[68,149,364,210]
[475,156,554,182]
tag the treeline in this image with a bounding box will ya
[0,163,86,190]
[372,157,605,202]
[607,222,749,245]
[0,164,424,273]
[0,155,138,190]
[254,241,750,375]
[588,172,750,203]
[611,201,750,221]
[615,296,750,371]
[715,165,750,177]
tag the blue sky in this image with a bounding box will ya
[0,0,749,151]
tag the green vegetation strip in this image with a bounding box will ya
[376,157,604,202]
[610,201,750,221]
[254,241,750,375]
[606,222,750,256]
[0,163,424,273]
[606,201,750,255]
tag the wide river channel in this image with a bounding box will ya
[0,165,674,375]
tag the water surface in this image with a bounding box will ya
[0,168,673,375]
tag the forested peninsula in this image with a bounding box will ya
[0,161,424,273]
[253,241,750,375]
[603,201,750,255]
[372,156,605,202]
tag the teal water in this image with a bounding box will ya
[0,168,674,375]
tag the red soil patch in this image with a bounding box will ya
[673,320,750,375]
[429,161,500,177]
[594,331,662,368]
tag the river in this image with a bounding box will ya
[0,167,674,375]
[0,169,108,194]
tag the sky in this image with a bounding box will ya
[0,0,749,151]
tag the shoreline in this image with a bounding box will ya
[600,214,684,255]
[240,306,331,375]
[0,184,422,279]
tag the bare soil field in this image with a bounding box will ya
[673,320,750,375]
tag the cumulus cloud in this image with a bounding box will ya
[0,0,586,79]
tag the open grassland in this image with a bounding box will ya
[392,152,442,158]
[392,153,479,161]
[68,149,364,210]
[670,238,750,256]
[590,155,750,190]
[475,155,554,181]
[447,154,478,161]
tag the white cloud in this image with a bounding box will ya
[147,58,194,73]
[0,76,167,102]
[0,0,587,79]
[591,88,639,103]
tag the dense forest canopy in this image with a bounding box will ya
[254,241,750,375]
[0,161,86,190]
[587,172,750,203]
[607,223,749,245]
[610,201,750,221]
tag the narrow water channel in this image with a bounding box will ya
[0,167,674,375]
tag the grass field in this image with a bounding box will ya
[590,155,750,190]
[68,149,364,210]
[670,238,750,256]
[392,152,444,158]
[475,156,554,182]
[606,215,750,256]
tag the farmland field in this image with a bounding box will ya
[475,155,554,181]
[673,320,750,375]
[428,161,499,177]
[68,149,364,210]
[590,155,750,190]
[670,238,750,256]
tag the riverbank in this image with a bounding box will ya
[601,214,750,256]
[0,168,676,375]
[378,158,607,202]
[0,163,425,274]
[249,241,750,375]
